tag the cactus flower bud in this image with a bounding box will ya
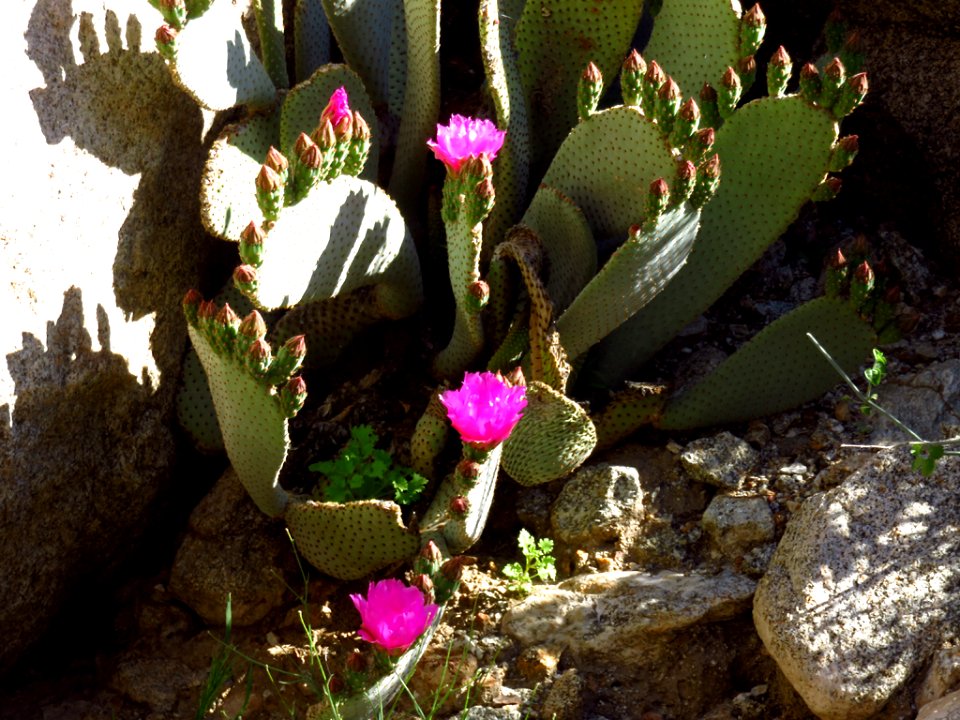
[238,220,266,267]
[718,67,742,119]
[621,50,646,107]
[267,334,307,384]
[829,135,859,172]
[456,458,481,483]
[767,46,792,97]
[698,83,720,130]
[737,55,757,93]
[345,650,368,674]
[655,76,682,135]
[264,146,289,182]
[690,154,721,208]
[739,3,766,57]
[311,118,337,152]
[674,160,697,205]
[812,176,842,202]
[503,365,526,387]
[834,72,868,119]
[577,61,604,122]
[850,260,875,310]
[255,165,284,222]
[825,248,848,298]
[182,288,202,326]
[344,111,372,177]
[440,555,474,585]
[293,131,313,158]
[158,0,187,29]
[214,302,240,331]
[684,126,715,164]
[644,178,670,230]
[233,264,258,296]
[410,573,435,603]
[280,375,308,418]
[197,299,217,332]
[820,57,846,109]
[155,24,178,61]
[418,540,444,574]
[246,338,272,376]
[326,674,345,695]
[799,63,822,104]
[236,310,267,355]
[293,142,324,200]
[671,97,700,145]
[641,60,666,117]
[465,279,490,313]
[450,496,470,515]
[319,86,352,129]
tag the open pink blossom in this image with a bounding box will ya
[320,86,352,127]
[427,115,506,174]
[349,579,438,655]
[440,371,527,448]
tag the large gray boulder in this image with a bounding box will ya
[0,0,209,671]
[754,451,960,719]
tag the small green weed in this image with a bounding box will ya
[809,333,957,476]
[309,424,428,504]
[502,529,557,596]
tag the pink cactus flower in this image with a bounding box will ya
[440,371,527,448]
[349,579,439,655]
[427,115,506,174]
[320,86,352,128]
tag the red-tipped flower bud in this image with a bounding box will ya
[346,650,368,674]
[621,50,646,107]
[280,376,308,418]
[834,72,868,118]
[450,496,470,515]
[767,45,792,97]
[239,220,266,267]
[233,264,258,296]
[182,288,202,325]
[265,146,288,176]
[456,459,481,482]
[255,164,283,192]
[238,310,267,340]
[740,4,766,57]
[466,279,490,313]
[294,132,314,158]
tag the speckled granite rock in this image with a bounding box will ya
[702,495,775,559]
[0,0,210,671]
[918,690,960,720]
[753,451,960,720]
[502,569,757,718]
[680,432,758,490]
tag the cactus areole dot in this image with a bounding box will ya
[349,579,439,655]
[440,371,527,449]
[427,115,506,175]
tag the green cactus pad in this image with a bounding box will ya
[409,392,450,480]
[478,0,531,247]
[387,0,440,218]
[556,204,700,362]
[279,65,380,182]
[170,0,277,111]
[593,382,668,450]
[521,185,596,313]
[539,106,678,239]
[201,111,281,241]
[421,444,503,553]
[284,497,420,579]
[321,0,407,120]
[514,0,644,166]
[594,94,840,384]
[176,347,225,452]
[501,381,597,486]
[253,0,289,90]
[658,296,876,430]
[248,175,422,318]
[642,0,742,94]
[187,324,291,517]
[294,0,331,83]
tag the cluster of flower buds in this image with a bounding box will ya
[157,0,187,29]
[182,291,308,418]
[800,58,868,119]
[251,87,372,219]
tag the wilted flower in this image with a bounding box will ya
[320,86,352,128]
[440,371,527,448]
[349,579,438,655]
[427,115,506,174]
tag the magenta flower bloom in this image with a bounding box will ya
[320,86,352,127]
[427,115,506,174]
[350,579,439,655]
[440,371,527,448]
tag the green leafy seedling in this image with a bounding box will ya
[501,528,556,596]
[309,424,428,505]
[911,443,945,477]
[860,348,887,414]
